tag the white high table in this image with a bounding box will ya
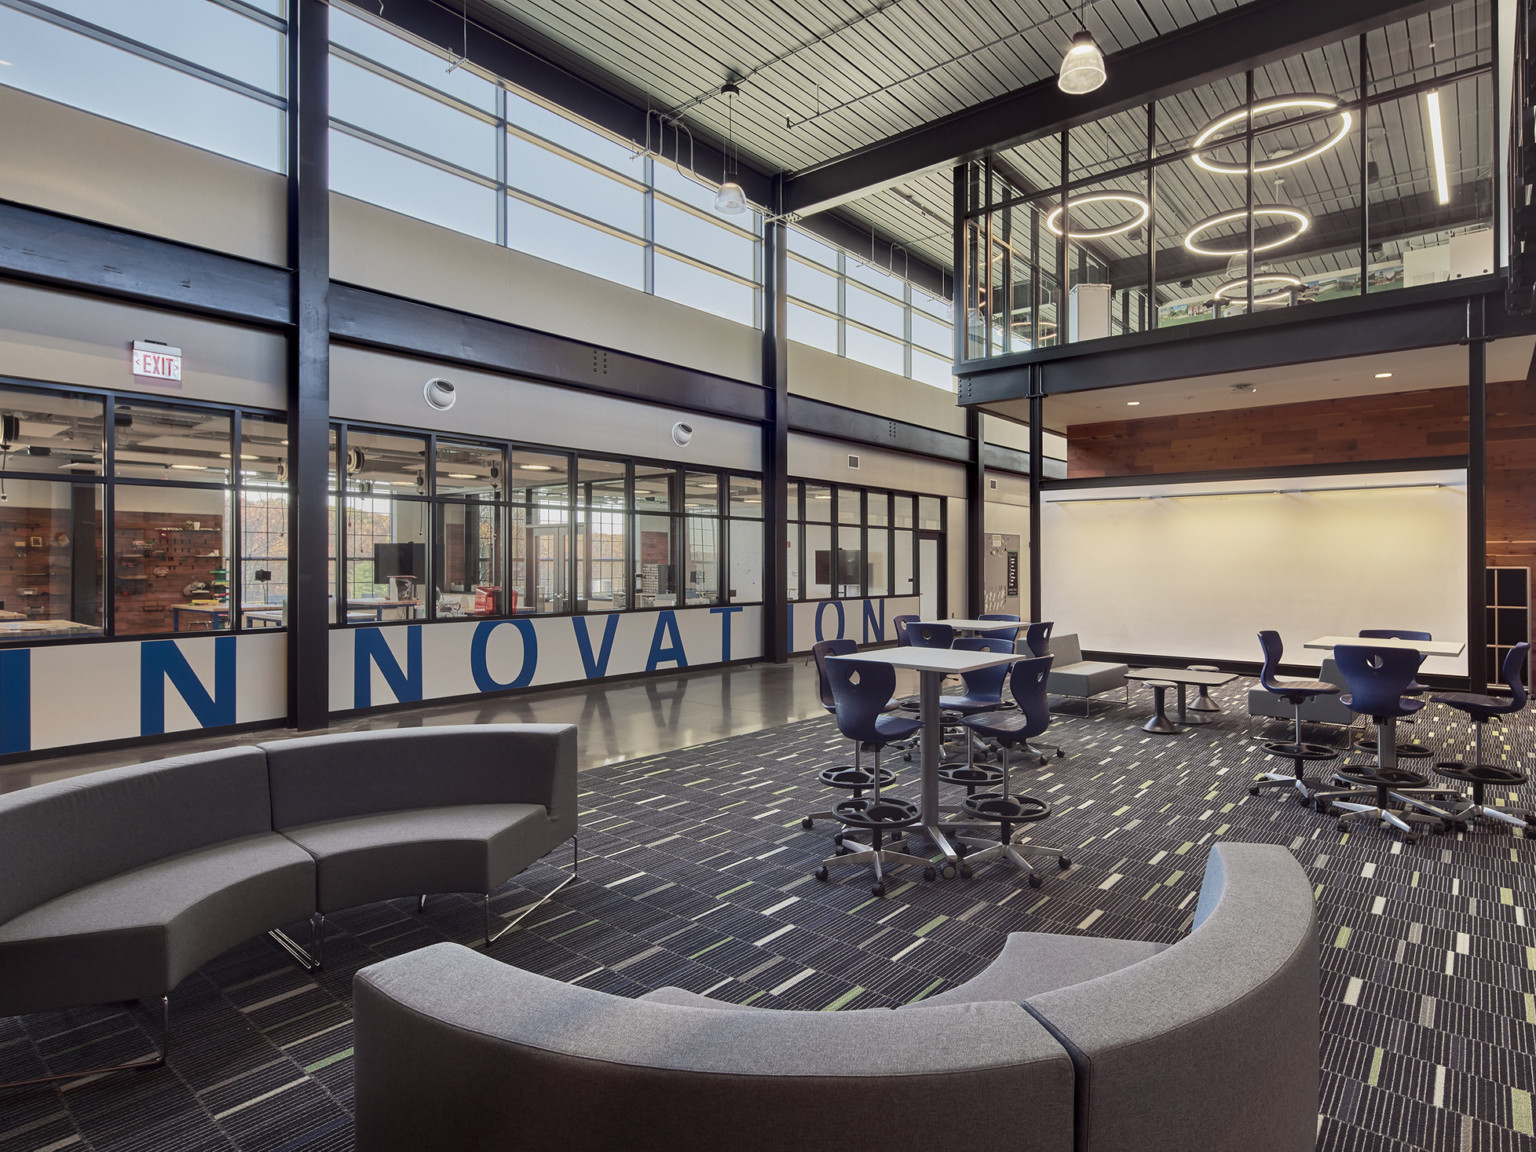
[828,646,1018,876]
[1304,636,1465,658]
[916,618,1027,635]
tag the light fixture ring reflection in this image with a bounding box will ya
[1044,191,1152,239]
[1189,94,1353,174]
[1182,205,1311,257]
[1211,272,1304,306]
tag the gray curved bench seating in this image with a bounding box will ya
[0,724,577,1089]
[261,725,578,950]
[352,842,1316,1152]
[353,942,1076,1152]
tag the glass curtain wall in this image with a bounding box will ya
[328,5,760,326]
[333,425,765,623]
[785,481,931,603]
[0,0,288,171]
[961,0,1495,358]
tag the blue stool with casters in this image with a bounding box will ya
[954,655,1072,887]
[1354,629,1434,759]
[800,639,898,837]
[814,659,934,897]
[978,613,1020,643]
[937,637,1013,797]
[1022,620,1054,658]
[892,614,918,647]
[906,623,954,649]
[1432,642,1535,832]
[1251,630,1340,804]
[1322,645,1454,842]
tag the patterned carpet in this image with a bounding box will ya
[1,678,1535,1151]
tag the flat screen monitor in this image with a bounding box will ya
[373,541,425,579]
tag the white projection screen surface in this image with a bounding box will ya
[1041,469,1468,676]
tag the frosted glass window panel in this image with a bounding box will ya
[845,284,904,336]
[507,90,643,178]
[912,288,951,321]
[331,131,495,240]
[867,528,891,596]
[787,259,838,310]
[505,197,644,289]
[847,259,904,297]
[330,8,494,110]
[893,529,915,594]
[654,255,755,326]
[506,134,643,234]
[654,203,756,279]
[911,312,952,356]
[331,57,494,175]
[788,304,837,353]
[0,8,284,171]
[788,227,837,267]
[844,325,905,375]
[729,519,763,602]
[911,350,955,390]
[44,0,285,94]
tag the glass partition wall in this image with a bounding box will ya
[961,0,1495,360]
[785,481,939,603]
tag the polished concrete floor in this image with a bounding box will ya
[0,658,926,793]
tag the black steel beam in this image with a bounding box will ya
[1028,386,1043,623]
[782,0,1441,215]
[958,284,1535,406]
[981,443,1030,474]
[0,199,291,325]
[966,409,985,615]
[377,0,945,294]
[762,214,790,664]
[329,284,769,423]
[787,396,971,462]
[1468,338,1488,692]
[287,0,331,731]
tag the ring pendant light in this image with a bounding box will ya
[1212,272,1304,305]
[1044,191,1152,239]
[1182,205,1312,257]
[1189,95,1353,175]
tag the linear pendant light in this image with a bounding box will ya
[1425,90,1450,205]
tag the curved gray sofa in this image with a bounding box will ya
[353,841,1317,1152]
[0,723,577,1087]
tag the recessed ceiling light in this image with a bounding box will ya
[1374,372,1393,379]
[1126,401,1141,406]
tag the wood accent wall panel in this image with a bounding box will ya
[1066,388,1471,477]
[1487,380,1536,576]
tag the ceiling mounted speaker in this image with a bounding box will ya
[415,469,427,495]
[0,414,18,449]
[277,459,288,483]
[671,422,693,448]
[423,377,457,411]
[346,446,366,474]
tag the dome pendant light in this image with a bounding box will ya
[714,82,748,216]
[1057,1,1105,95]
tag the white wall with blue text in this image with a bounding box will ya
[788,596,918,654]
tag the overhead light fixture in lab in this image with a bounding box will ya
[1044,191,1151,238]
[1189,95,1351,175]
[1057,0,1104,94]
[1182,206,1311,257]
[1425,89,1450,205]
[1126,400,1141,406]
[1374,372,1393,379]
[713,82,748,216]
[1211,272,1304,307]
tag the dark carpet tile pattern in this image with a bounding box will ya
[1,679,1535,1150]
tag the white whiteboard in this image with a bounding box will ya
[1042,469,1468,675]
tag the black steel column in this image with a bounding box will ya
[1468,336,1488,691]
[966,408,986,616]
[1028,378,1043,623]
[762,196,790,663]
[286,0,330,729]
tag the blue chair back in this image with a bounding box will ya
[978,613,1020,642]
[907,623,954,649]
[1334,644,1422,717]
[1501,642,1530,710]
[893,614,918,647]
[953,636,1013,701]
[1256,630,1288,694]
[1359,629,1432,642]
[1024,620,1054,658]
[811,638,858,714]
[825,658,898,745]
[1006,655,1055,741]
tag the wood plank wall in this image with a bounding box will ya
[1064,380,1536,571]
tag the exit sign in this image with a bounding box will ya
[131,341,182,384]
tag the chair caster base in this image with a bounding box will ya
[814,866,829,882]
[960,865,974,879]
[1028,873,1043,888]
[802,817,814,829]
[872,883,887,898]
[923,866,937,882]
